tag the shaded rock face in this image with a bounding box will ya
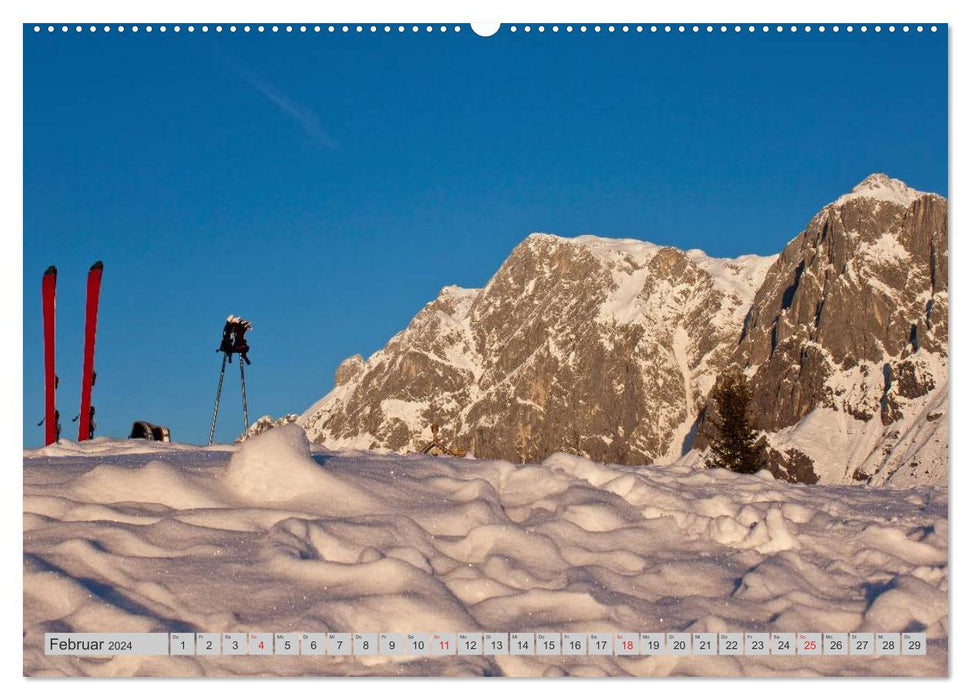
[335,355,365,387]
[301,235,774,465]
[694,174,948,484]
[762,442,820,485]
[301,174,947,485]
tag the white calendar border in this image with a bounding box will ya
[5,0,964,697]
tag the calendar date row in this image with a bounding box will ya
[47,631,927,657]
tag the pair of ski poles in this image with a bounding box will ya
[208,352,249,446]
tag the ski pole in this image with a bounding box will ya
[208,354,228,445]
[239,355,249,435]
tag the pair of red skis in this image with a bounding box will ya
[41,261,103,445]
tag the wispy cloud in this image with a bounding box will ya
[221,52,337,149]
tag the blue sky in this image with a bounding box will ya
[23,25,947,446]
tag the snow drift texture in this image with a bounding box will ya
[24,429,947,677]
[299,174,947,486]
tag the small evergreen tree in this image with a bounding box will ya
[704,370,766,474]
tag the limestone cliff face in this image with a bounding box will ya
[300,234,773,465]
[692,174,948,485]
[298,174,948,485]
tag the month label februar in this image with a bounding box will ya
[44,633,169,656]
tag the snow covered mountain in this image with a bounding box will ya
[300,234,775,466]
[689,174,948,485]
[300,174,947,485]
[240,414,300,441]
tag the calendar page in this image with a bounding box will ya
[22,11,949,680]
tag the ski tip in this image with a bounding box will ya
[91,261,104,271]
[44,265,57,276]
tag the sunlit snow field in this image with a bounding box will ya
[23,425,947,677]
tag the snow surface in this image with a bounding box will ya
[858,232,913,269]
[24,426,947,677]
[686,250,778,303]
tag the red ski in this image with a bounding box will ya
[78,261,103,441]
[41,265,58,445]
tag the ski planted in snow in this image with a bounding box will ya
[77,261,103,441]
[42,265,59,445]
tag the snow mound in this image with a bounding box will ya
[24,436,217,458]
[72,459,219,510]
[224,424,379,514]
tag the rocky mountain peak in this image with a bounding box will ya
[835,172,925,208]
[692,175,947,485]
